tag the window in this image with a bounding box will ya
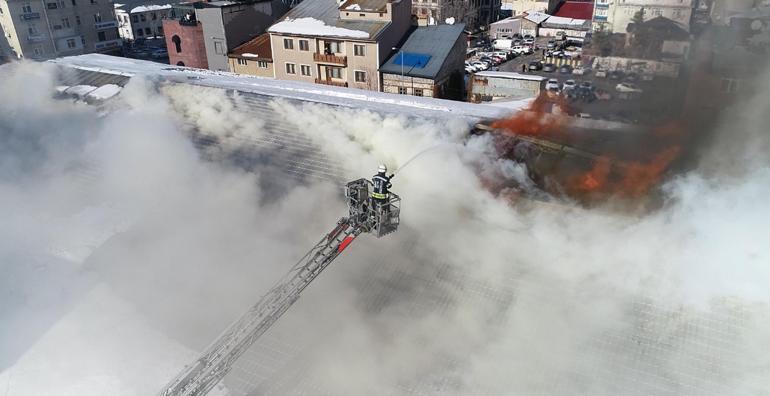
[398,87,407,94]
[157,26,163,34]
[132,15,138,23]
[257,60,268,68]
[62,17,70,28]
[140,14,146,22]
[75,15,80,25]
[94,13,101,23]
[237,58,247,65]
[22,4,33,13]
[354,70,366,82]
[172,35,181,52]
[66,38,76,48]
[58,0,65,8]
[144,27,150,35]
[46,2,58,10]
[177,61,185,66]
[98,31,105,41]
[414,88,423,96]
[28,25,38,35]
[299,39,309,51]
[283,38,293,49]
[324,41,341,54]
[71,0,76,6]
[136,28,143,36]
[90,0,95,3]
[285,62,296,74]
[300,64,311,76]
[152,12,157,20]
[33,46,42,56]
[327,66,341,79]
[354,44,365,56]
[214,41,224,54]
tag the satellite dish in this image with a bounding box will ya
[751,20,763,31]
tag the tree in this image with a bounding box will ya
[592,26,614,56]
[631,7,646,28]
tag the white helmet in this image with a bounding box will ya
[378,164,387,173]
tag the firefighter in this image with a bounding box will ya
[371,164,393,210]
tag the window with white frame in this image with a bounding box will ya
[354,44,365,56]
[300,64,311,76]
[286,63,296,74]
[237,58,247,65]
[66,38,76,48]
[398,86,407,94]
[299,39,309,51]
[414,88,423,96]
[328,67,342,79]
[257,60,268,68]
[284,38,293,50]
[354,70,366,82]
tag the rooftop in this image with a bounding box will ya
[524,10,550,24]
[267,0,390,40]
[552,0,594,20]
[339,0,388,13]
[474,71,546,81]
[229,33,272,60]
[130,3,173,13]
[541,15,591,30]
[380,24,466,79]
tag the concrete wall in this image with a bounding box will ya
[607,0,694,33]
[592,55,681,77]
[382,73,436,96]
[539,26,589,38]
[228,56,274,77]
[470,75,543,101]
[489,18,521,38]
[501,0,548,16]
[163,19,208,68]
[0,0,120,59]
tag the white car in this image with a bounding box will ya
[472,61,489,71]
[573,65,590,75]
[511,45,532,55]
[616,82,643,93]
[546,79,560,91]
[563,79,577,91]
[523,38,535,45]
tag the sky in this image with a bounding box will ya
[0,60,769,395]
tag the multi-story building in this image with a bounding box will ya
[268,0,412,91]
[499,0,548,17]
[593,0,694,32]
[227,32,273,76]
[115,3,188,41]
[478,0,501,26]
[412,0,479,29]
[163,10,207,67]
[0,0,120,60]
[195,0,289,71]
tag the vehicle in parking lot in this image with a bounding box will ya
[595,69,608,78]
[523,34,534,40]
[492,39,514,50]
[616,82,643,93]
[465,66,475,74]
[543,63,557,72]
[493,51,511,60]
[556,31,566,41]
[609,70,624,80]
[580,81,594,90]
[511,45,532,55]
[523,38,535,45]
[562,79,577,91]
[547,40,557,49]
[528,61,543,71]
[546,78,560,91]
[573,65,589,75]
[559,64,573,74]
[471,61,488,71]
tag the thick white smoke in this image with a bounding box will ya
[0,59,769,396]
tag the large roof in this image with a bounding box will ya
[379,24,466,79]
[267,0,390,40]
[552,0,594,20]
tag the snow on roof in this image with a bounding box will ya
[345,3,361,10]
[524,10,550,24]
[475,71,547,81]
[87,84,122,100]
[543,15,591,28]
[65,85,98,97]
[481,97,535,111]
[268,17,370,39]
[130,4,172,13]
[241,53,260,57]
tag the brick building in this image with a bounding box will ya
[163,12,207,68]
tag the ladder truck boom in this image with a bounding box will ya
[160,178,400,396]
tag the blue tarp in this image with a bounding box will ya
[392,52,432,69]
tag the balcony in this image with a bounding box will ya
[315,78,348,87]
[95,39,121,50]
[19,12,41,20]
[595,2,609,7]
[313,52,347,66]
[593,14,608,20]
[95,20,118,30]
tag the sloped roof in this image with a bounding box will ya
[267,0,389,40]
[542,15,591,30]
[552,0,594,20]
[380,24,466,79]
[229,33,272,61]
[524,10,550,24]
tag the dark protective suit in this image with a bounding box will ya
[371,172,392,207]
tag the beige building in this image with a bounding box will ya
[267,0,412,91]
[500,0,548,17]
[593,0,694,32]
[228,32,274,77]
[0,0,120,60]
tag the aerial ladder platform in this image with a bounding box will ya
[159,178,401,396]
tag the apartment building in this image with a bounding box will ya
[115,3,188,41]
[499,0,548,17]
[228,32,274,76]
[593,0,694,32]
[268,0,412,91]
[0,0,120,59]
[413,0,479,29]
[195,0,288,71]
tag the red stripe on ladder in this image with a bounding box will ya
[337,235,355,253]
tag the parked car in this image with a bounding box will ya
[523,34,534,40]
[547,40,557,49]
[528,61,543,71]
[546,78,560,91]
[609,70,624,80]
[465,66,475,74]
[573,65,590,75]
[492,39,514,50]
[562,79,577,91]
[471,61,489,71]
[511,45,531,55]
[559,64,573,74]
[523,38,535,45]
[556,31,567,41]
[595,69,608,78]
[616,82,643,93]
[543,63,557,72]
[580,81,594,91]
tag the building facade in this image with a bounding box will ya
[499,0,548,17]
[163,11,207,67]
[195,0,288,72]
[115,3,186,41]
[228,32,273,77]
[413,0,479,29]
[269,0,412,91]
[469,70,545,102]
[593,0,694,33]
[380,23,466,99]
[0,0,120,60]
